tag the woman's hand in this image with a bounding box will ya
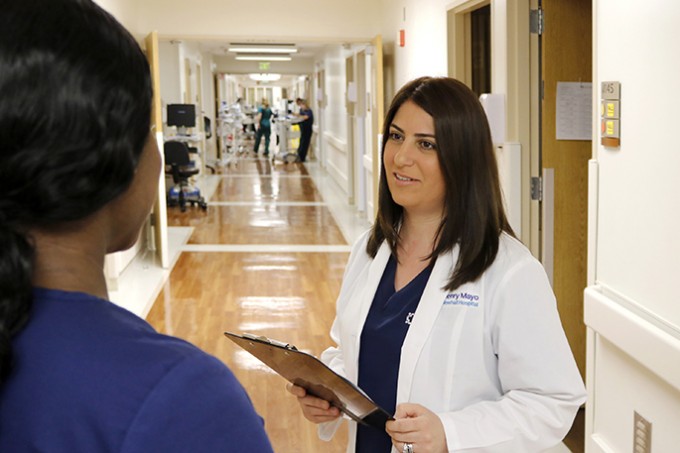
[286,383,341,424]
[385,403,447,453]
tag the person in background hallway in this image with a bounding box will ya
[254,98,273,157]
[233,97,243,115]
[288,76,586,452]
[235,97,254,135]
[295,97,314,162]
[0,1,274,452]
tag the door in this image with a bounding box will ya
[354,50,368,213]
[535,0,592,378]
[447,0,491,88]
[183,58,192,104]
[366,34,384,221]
[145,31,169,268]
[316,69,326,167]
[345,55,355,205]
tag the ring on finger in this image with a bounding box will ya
[402,443,414,453]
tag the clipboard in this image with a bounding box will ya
[224,331,393,430]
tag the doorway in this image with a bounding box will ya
[448,0,593,393]
[447,0,491,90]
[532,0,592,381]
[470,5,491,97]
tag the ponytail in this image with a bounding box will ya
[0,223,35,382]
[0,0,151,385]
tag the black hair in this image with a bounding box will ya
[367,76,514,290]
[0,0,152,382]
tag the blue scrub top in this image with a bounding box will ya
[356,254,434,453]
[299,107,313,131]
[258,107,272,127]
[0,288,274,452]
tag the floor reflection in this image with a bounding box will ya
[147,156,353,453]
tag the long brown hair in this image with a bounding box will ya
[367,76,514,291]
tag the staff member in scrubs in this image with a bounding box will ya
[0,1,273,451]
[288,76,586,453]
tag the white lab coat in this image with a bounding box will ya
[319,231,586,452]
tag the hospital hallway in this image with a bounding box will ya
[142,152,584,452]
[146,153,362,452]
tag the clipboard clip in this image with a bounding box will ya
[242,332,298,351]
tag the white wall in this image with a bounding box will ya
[159,41,182,106]
[95,0,146,287]
[316,45,353,193]
[592,2,680,326]
[178,41,201,105]
[381,0,450,94]
[136,0,381,41]
[93,0,139,32]
[586,1,680,451]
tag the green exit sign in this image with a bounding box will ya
[259,62,270,71]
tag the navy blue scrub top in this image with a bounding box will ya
[356,254,434,453]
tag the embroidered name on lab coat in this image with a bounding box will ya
[443,292,480,307]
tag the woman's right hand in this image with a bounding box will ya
[286,383,341,424]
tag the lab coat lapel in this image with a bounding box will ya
[347,241,392,383]
[396,247,457,403]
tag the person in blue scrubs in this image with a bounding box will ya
[295,98,314,162]
[288,77,585,452]
[254,98,273,157]
[0,1,273,452]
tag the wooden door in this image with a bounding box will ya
[540,0,592,377]
[145,31,169,268]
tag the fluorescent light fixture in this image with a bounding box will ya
[235,54,291,62]
[249,73,282,82]
[228,45,297,54]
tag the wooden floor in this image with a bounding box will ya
[147,152,585,452]
[147,155,349,452]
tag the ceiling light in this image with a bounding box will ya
[235,55,291,62]
[228,45,297,54]
[249,73,282,82]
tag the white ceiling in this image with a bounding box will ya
[174,38,332,87]
[197,39,327,60]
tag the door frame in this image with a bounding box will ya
[530,0,593,382]
[448,0,533,247]
[354,50,368,213]
[145,31,169,268]
[367,34,384,220]
[345,55,356,205]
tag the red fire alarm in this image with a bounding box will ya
[399,29,405,47]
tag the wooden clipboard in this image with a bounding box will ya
[224,331,393,430]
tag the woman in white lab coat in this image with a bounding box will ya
[288,77,586,453]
